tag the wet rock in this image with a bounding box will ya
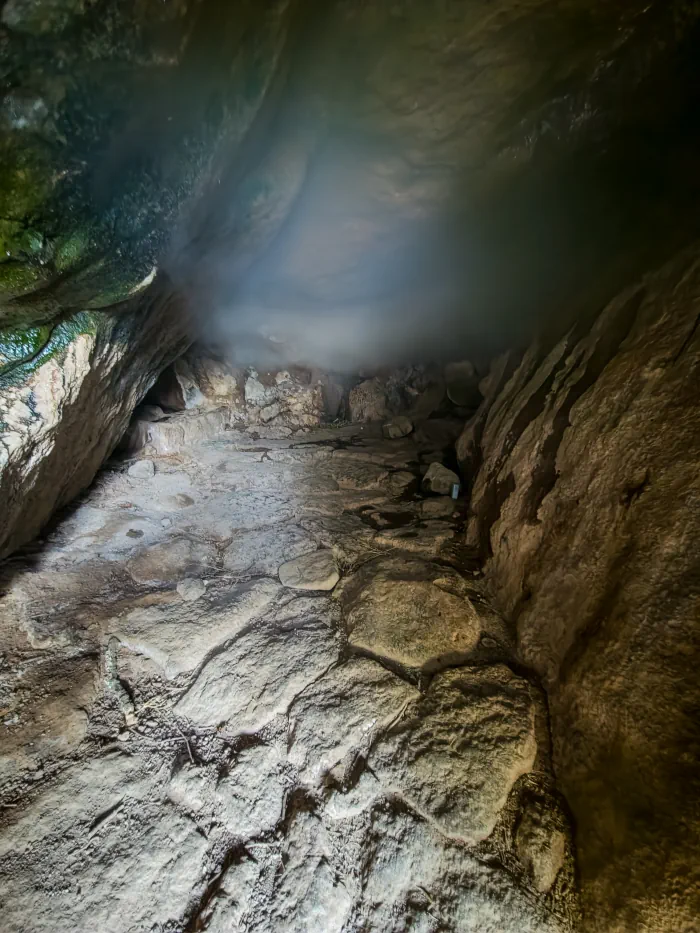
[128,458,155,479]
[340,555,508,672]
[279,549,339,592]
[382,415,413,439]
[176,577,206,602]
[422,461,459,495]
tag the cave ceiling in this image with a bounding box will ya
[1,0,699,367]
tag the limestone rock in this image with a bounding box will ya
[216,742,287,840]
[128,458,155,479]
[382,415,413,439]
[422,461,459,495]
[123,408,231,456]
[112,578,281,678]
[279,550,339,591]
[348,377,391,423]
[366,666,537,842]
[175,615,341,732]
[126,536,216,586]
[287,658,419,786]
[339,555,509,671]
[0,298,189,560]
[176,577,206,602]
[223,524,317,577]
[466,246,700,929]
[0,754,209,933]
[244,367,326,429]
[420,496,455,518]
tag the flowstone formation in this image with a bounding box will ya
[0,418,577,932]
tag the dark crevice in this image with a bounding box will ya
[672,309,700,363]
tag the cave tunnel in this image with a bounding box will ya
[1,2,700,931]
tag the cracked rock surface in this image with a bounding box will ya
[0,419,577,931]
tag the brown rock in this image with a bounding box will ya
[465,244,700,931]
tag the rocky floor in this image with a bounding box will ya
[0,416,578,932]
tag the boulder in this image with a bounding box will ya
[422,462,459,495]
[339,555,511,672]
[279,550,339,592]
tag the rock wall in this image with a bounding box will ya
[459,244,700,931]
[0,291,189,559]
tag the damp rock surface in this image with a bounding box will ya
[0,419,576,933]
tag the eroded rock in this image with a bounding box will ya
[339,555,510,671]
[279,550,340,591]
[422,461,459,495]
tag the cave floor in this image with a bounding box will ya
[0,418,577,932]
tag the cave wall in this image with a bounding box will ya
[460,243,700,931]
[0,289,189,558]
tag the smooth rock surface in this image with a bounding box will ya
[340,555,511,672]
[279,549,340,591]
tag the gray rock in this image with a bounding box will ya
[422,461,459,495]
[382,415,413,439]
[287,658,419,786]
[176,577,206,602]
[223,524,317,577]
[113,578,280,678]
[175,616,341,732]
[366,666,537,842]
[279,550,339,591]
[128,458,155,479]
[126,536,216,585]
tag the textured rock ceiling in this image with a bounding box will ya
[1,0,700,370]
